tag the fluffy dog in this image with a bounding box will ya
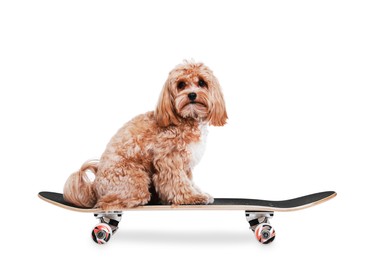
[63,61,227,210]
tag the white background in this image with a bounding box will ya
[0,0,372,258]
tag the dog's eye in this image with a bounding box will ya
[177,81,186,90]
[198,79,207,88]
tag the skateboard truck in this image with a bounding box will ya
[92,212,122,244]
[91,210,276,245]
[245,211,275,244]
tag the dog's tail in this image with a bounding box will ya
[63,159,99,208]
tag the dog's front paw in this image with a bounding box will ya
[176,193,214,205]
[204,193,214,204]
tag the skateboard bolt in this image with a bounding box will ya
[262,230,270,239]
[97,231,106,239]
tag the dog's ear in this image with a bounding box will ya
[155,78,180,127]
[207,76,228,126]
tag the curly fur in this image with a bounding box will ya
[63,61,227,210]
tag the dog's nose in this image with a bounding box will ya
[188,92,197,101]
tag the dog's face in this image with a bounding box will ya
[155,61,228,127]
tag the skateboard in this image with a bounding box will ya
[38,190,336,245]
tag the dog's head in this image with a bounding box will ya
[155,61,228,127]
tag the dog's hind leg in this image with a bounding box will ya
[94,168,151,210]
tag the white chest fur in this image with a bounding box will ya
[188,124,208,169]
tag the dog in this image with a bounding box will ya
[63,60,228,210]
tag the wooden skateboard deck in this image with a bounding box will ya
[38,191,336,212]
[38,191,336,245]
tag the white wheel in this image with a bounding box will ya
[91,223,112,244]
[254,223,276,244]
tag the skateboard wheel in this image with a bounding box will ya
[254,223,275,244]
[92,223,112,244]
